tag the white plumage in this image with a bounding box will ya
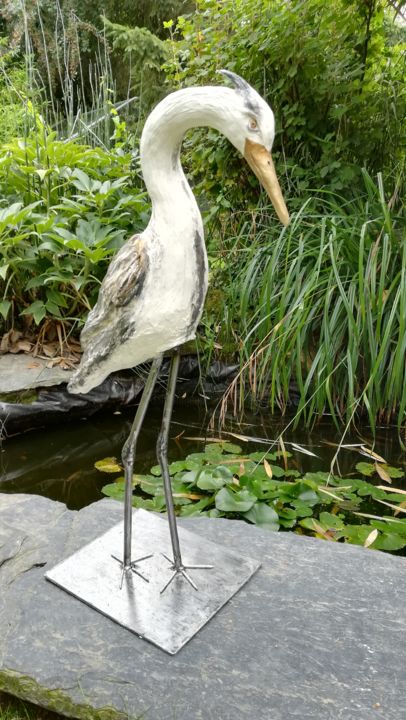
[68,73,289,395]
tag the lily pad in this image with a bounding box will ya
[355,462,375,477]
[94,457,122,473]
[101,480,125,499]
[215,487,257,513]
[196,466,233,490]
[243,503,280,531]
[131,495,166,512]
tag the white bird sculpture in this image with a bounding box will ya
[68,71,289,591]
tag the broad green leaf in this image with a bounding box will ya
[179,497,213,516]
[318,512,345,530]
[101,480,125,499]
[196,466,233,490]
[150,464,162,477]
[168,460,189,474]
[249,451,278,462]
[20,300,47,325]
[215,487,256,513]
[243,503,280,531]
[355,462,375,477]
[0,300,11,320]
[379,465,404,479]
[370,519,406,536]
[291,502,314,517]
[132,495,166,512]
[221,442,242,454]
[302,472,331,484]
[139,475,163,495]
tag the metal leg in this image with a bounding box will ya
[112,355,163,586]
[156,350,213,593]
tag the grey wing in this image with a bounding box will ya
[80,234,148,345]
[102,234,149,307]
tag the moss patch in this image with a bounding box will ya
[0,670,136,720]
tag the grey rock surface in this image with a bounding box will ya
[1,493,406,720]
[0,354,73,393]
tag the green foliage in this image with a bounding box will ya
[203,172,406,431]
[0,114,150,333]
[0,44,28,143]
[165,0,405,205]
[0,0,193,137]
[103,18,169,110]
[98,441,406,552]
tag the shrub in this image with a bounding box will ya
[0,113,150,335]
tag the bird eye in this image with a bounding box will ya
[248,118,258,130]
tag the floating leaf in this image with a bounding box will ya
[249,451,278,462]
[319,512,345,530]
[204,443,223,457]
[374,533,406,552]
[150,464,162,477]
[300,517,334,539]
[215,487,256,513]
[196,466,233,490]
[380,465,404,479]
[168,460,189,474]
[355,462,375,477]
[179,497,214,516]
[243,503,280,531]
[132,495,166,512]
[101,480,125,499]
[139,475,164,495]
[94,457,122,473]
[222,442,242,454]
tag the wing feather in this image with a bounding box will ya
[102,234,148,307]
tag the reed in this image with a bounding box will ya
[212,170,405,435]
[5,0,125,149]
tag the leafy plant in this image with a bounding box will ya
[98,441,406,553]
[0,115,150,337]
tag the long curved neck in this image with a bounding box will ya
[140,87,238,219]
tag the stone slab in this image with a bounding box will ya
[0,354,73,393]
[1,493,406,720]
[45,509,260,655]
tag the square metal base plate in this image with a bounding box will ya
[45,509,261,654]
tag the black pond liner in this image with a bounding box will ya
[0,357,239,437]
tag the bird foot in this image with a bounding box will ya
[160,553,213,593]
[111,553,153,589]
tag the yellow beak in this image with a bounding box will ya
[244,139,290,226]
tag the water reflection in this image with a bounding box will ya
[0,400,405,509]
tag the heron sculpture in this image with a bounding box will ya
[68,71,289,592]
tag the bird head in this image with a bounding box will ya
[219,70,289,226]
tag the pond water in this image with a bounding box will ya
[1,399,405,510]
